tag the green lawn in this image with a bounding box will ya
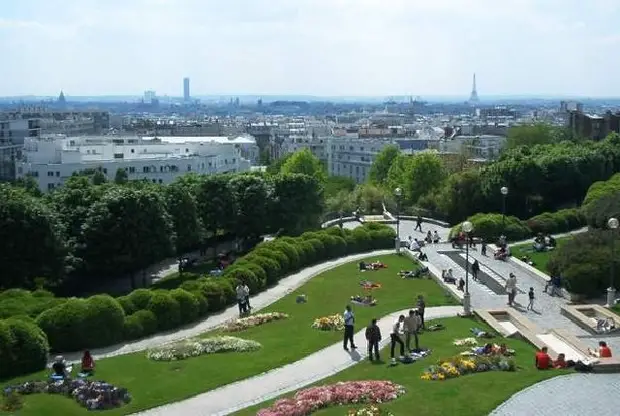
[236,316,564,416]
[510,237,571,274]
[1,254,456,416]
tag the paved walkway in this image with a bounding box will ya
[490,373,620,416]
[57,250,393,363]
[133,305,463,416]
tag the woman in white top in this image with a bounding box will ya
[505,273,517,306]
[390,315,406,363]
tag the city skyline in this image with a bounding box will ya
[1,0,620,97]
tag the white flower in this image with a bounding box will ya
[222,312,289,332]
[146,336,261,361]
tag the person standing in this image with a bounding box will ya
[403,309,420,352]
[365,318,382,361]
[236,282,247,315]
[390,315,406,364]
[415,215,423,232]
[243,282,251,311]
[416,295,426,329]
[343,305,357,351]
[505,273,518,306]
[527,287,535,311]
[472,260,480,281]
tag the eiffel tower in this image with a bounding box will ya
[469,73,479,103]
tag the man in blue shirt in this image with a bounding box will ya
[343,305,357,351]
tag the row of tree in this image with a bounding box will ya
[0,171,323,290]
[365,129,620,223]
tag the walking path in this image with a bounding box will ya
[490,373,620,416]
[57,250,393,363]
[133,305,463,416]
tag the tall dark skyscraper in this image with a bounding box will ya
[469,73,479,103]
[183,77,190,102]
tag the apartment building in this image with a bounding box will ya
[567,110,620,140]
[3,109,110,136]
[435,135,506,160]
[0,118,41,181]
[16,135,254,192]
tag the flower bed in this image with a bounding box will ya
[312,314,345,331]
[146,336,261,361]
[347,405,395,416]
[257,380,405,416]
[420,355,515,381]
[222,312,289,332]
[2,379,131,410]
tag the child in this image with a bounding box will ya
[527,287,535,311]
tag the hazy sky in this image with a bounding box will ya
[1,0,619,97]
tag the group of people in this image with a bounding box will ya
[52,351,95,379]
[423,230,441,245]
[344,296,427,364]
[535,341,613,370]
[441,260,480,291]
[533,233,557,252]
[235,281,251,315]
[358,260,387,271]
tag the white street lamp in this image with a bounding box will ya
[607,217,619,307]
[462,220,474,315]
[394,187,403,253]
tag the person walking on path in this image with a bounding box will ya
[243,282,251,311]
[365,318,382,361]
[416,295,426,329]
[527,287,535,311]
[505,273,518,306]
[236,282,248,315]
[414,215,423,232]
[472,260,480,281]
[343,305,357,351]
[403,309,420,352]
[390,315,406,364]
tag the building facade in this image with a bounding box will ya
[567,110,620,140]
[16,135,254,192]
[0,118,41,181]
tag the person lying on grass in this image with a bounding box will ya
[351,294,377,306]
[398,267,429,279]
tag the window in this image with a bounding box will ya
[158,179,163,184]
[55,171,60,177]
[30,171,39,177]
[129,166,135,173]
[152,179,156,183]
[232,158,236,163]
[102,168,107,174]
[131,149,135,153]
[143,166,149,173]
[185,148,189,153]
[47,171,54,177]
[187,164,192,172]
[47,183,55,190]
[114,153,124,159]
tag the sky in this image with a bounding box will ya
[1,0,620,98]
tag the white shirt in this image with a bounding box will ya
[343,310,354,326]
[391,319,403,335]
[505,276,517,292]
[242,285,250,297]
[410,240,420,250]
[236,285,246,300]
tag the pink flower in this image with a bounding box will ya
[257,381,405,415]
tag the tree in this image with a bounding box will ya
[505,123,557,149]
[78,187,175,283]
[114,168,128,184]
[402,152,445,203]
[13,175,42,197]
[369,145,400,185]
[324,176,355,199]
[164,183,203,255]
[280,149,327,183]
[229,174,271,240]
[0,185,66,288]
[272,173,323,233]
[266,153,292,175]
[195,174,235,240]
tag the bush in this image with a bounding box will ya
[0,289,65,319]
[197,281,227,312]
[582,173,620,206]
[526,208,586,235]
[0,318,49,378]
[36,299,89,352]
[170,289,200,324]
[82,295,125,348]
[268,241,301,271]
[123,309,158,340]
[237,262,268,288]
[116,295,137,315]
[224,266,261,293]
[547,230,614,296]
[305,238,326,259]
[583,192,620,229]
[146,292,181,331]
[295,239,316,265]
[179,279,202,292]
[254,248,290,272]
[191,290,209,316]
[351,228,372,251]
[450,213,531,242]
[128,288,154,310]
[242,255,282,285]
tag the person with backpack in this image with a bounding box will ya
[365,318,382,361]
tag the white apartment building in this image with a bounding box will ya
[16,135,255,192]
[437,135,506,160]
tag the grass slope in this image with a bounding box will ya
[510,237,571,274]
[238,316,564,416]
[1,254,456,416]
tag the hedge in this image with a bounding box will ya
[0,318,50,378]
[582,173,620,207]
[526,208,586,235]
[2,223,395,377]
[583,191,620,229]
[450,213,531,242]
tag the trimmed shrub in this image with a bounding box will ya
[547,230,613,296]
[0,318,49,378]
[314,234,338,257]
[36,299,90,352]
[238,262,268,288]
[216,279,236,304]
[123,309,158,340]
[305,238,326,259]
[450,213,531,242]
[224,266,261,292]
[170,289,200,324]
[254,248,290,272]
[583,192,620,229]
[526,208,586,235]
[268,241,301,271]
[197,281,227,312]
[295,239,315,265]
[146,292,181,330]
[135,309,158,335]
[582,173,620,206]
[116,295,137,315]
[82,295,125,348]
[351,228,372,251]
[191,290,209,316]
[179,279,202,292]
[128,288,154,310]
[0,289,65,319]
[243,255,282,285]
[368,228,397,249]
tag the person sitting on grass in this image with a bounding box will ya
[52,356,70,378]
[554,353,567,369]
[81,350,95,375]
[535,346,552,370]
[492,343,515,356]
[474,343,493,355]
[588,341,613,358]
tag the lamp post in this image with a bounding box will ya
[394,187,402,253]
[607,217,619,307]
[500,186,509,234]
[462,220,474,315]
